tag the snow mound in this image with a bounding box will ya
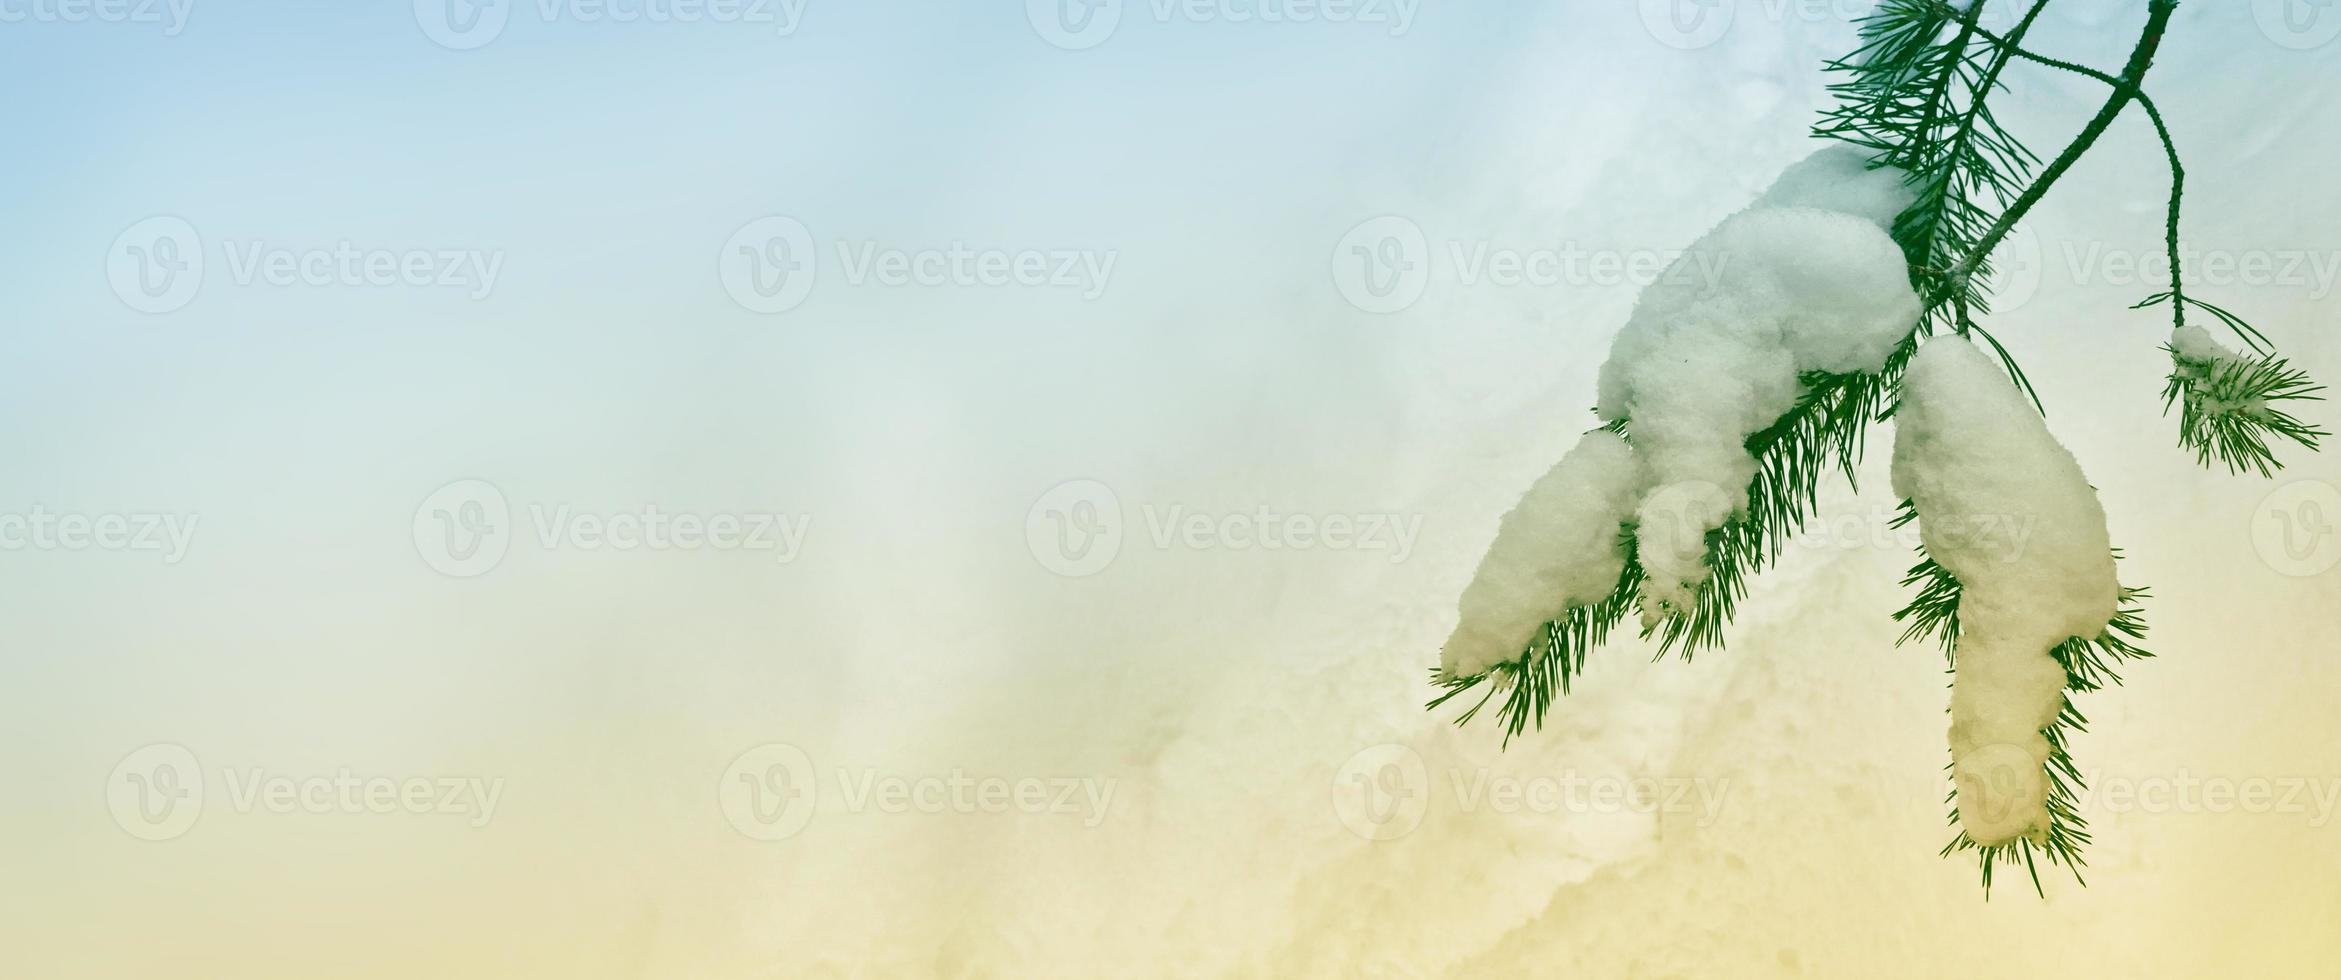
[1754,142,1919,231]
[1598,149,1922,620]
[1444,146,1922,671]
[2170,322,2237,366]
[1440,430,1647,677]
[1891,335,2120,845]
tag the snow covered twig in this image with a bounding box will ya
[1430,0,2323,894]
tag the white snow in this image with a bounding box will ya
[2170,322,2235,365]
[2168,323,2276,420]
[1755,143,1921,232]
[1445,145,1923,668]
[1439,429,1648,677]
[1596,146,1922,621]
[1890,335,2121,845]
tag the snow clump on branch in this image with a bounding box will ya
[1892,335,2120,845]
[1439,146,1923,675]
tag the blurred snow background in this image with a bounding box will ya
[3,1,2339,977]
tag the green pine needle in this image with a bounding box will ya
[1429,0,2315,899]
[1431,367,1892,738]
[1427,526,1641,747]
[1892,500,2153,897]
[1434,0,2032,741]
[2137,293,2329,477]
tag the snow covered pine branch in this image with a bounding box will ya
[1436,146,1917,689]
[1427,146,2135,892]
[1892,336,2146,876]
[1429,0,2321,898]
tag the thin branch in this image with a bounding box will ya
[1943,0,2179,288]
[1918,0,2055,280]
[1961,16,2190,333]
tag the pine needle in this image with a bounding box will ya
[1893,501,2154,896]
